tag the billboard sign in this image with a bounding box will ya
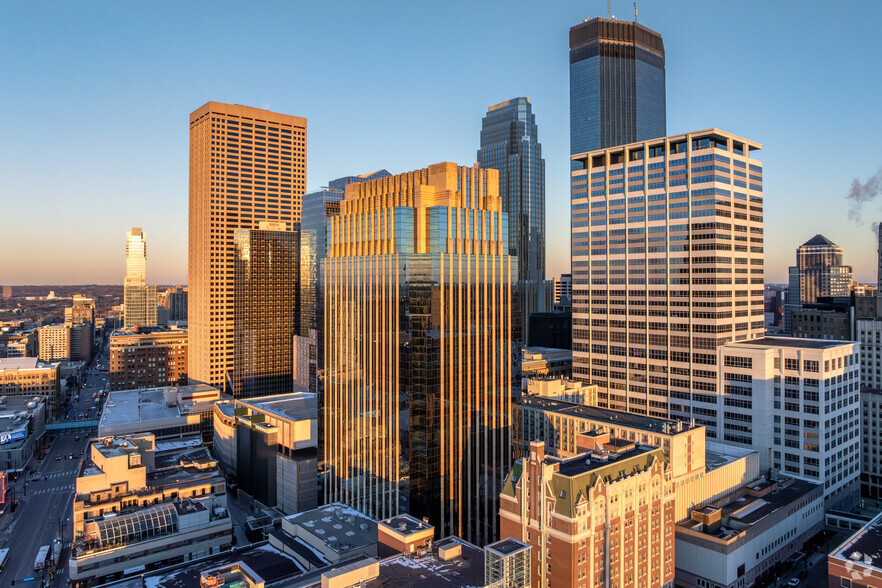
[0,430,26,445]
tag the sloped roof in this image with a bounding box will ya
[802,234,836,247]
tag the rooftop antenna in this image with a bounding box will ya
[607,0,611,18]
[634,1,638,21]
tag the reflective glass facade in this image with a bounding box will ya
[231,226,299,398]
[477,98,544,343]
[325,163,515,546]
[569,18,666,156]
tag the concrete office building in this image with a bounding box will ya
[38,323,70,361]
[98,384,224,445]
[324,163,515,546]
[858,318,882,388]
[675,479,824,588]
[0,330,36,358]
[0,357,60,415]
[553,273,572,303]
[124,227,158,328]
[828,510,882,587]
[861,388,882,499]
[69,434,232,587]
[231,222,299,398]
[478,97,545,342]
[189,101,306,390]
[212,392,318,515]
[500,438,675,588]
[157,286,188,323]
[569,17,666,155]
[711,338,860,509]
[0,395,46,474]
[109,326,188,391]
[570,129,765,418]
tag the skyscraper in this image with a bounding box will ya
[231,222,299,398]
[569,17,666,156]
[570,129,765,418]
[188,102,306,389]
[324,163,515,546]
[124,227,157,328]
[477,98,545,342]
[784,235,853,331]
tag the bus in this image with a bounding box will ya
[0,548,8,571]
[34,544,50,571]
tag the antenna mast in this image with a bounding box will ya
[607,0,611,18]
[634,1,638,21]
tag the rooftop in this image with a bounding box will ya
[521,395,692,435]
[0,395,44,439]
[239,392,317,423]
[100,385,223,431]
[705,441,756,472]
[831,511,882,572]
[735,337,852,350]
[286,503,376,554]
[485,538,530,557]
[365,537,485,588]
[801,234,837,247]
[379,514,433,537]
[0,357,53,370]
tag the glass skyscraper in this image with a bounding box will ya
[477,98,544,342]
[231,222,299,398]
[324,163,515,546]
[569,17,666,156]
[123,227,157,328]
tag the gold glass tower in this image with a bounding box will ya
[189,102,306,389]
[124,227,157,328]
[325,162,515,546]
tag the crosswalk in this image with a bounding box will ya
[32,484,75,495]
[42,471,70,480]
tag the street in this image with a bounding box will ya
[0,338,110,586]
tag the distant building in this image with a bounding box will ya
[552,273,571,304]
[68,322,92,363]
[500,438,675,587]
[0,330,36,358]
[569,17,666,155]
[109,326,188,391]
[521,377,597,404]
[714,337,860,510]
[0,395,46,474]
[0,357,60,415]
[68,433,232,587]
[478,97,545,342]
[1,286,11,298]
[231,222,299,398]
[65,294,96,344]
[521,347,572,380]
[791,305,851,340]
[124,227,158,328]
[827,510,882,587]
[98,384,224,445]
[157,286,188,323]
[527,311,571,349]
[38,324,70,361]
[676,479,824,588]
[785,234,853,331]
[213,393,318,515]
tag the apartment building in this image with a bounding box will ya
[109,326,188,391]
[0,357,60,415]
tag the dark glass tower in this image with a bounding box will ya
[569,17,666,155]
[231,223,299,398]
[478,98,545,343]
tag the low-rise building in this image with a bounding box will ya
[69,433,232,587]
[485,538,531,588]
[712,337,860,510]
[828,510,882,587]
[521,377,597,404]
[109,326,188,391]
[98,384,226,445]
[0,330,37,358]
[0,357,60,415]
[521,347,572,379]
[499,438,675,588]
[213,393,318,515]
[0,395,46,474]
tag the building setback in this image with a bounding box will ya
[477,97,545,342]
[569,17,666,155]
[324,163,514,546]
[570,129,765,418]
[188,102,306,390]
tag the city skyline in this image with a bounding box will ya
[3,1,882,286]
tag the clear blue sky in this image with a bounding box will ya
[2,1,881,285]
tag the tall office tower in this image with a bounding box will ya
[789,235,853,304]
[123,227,157,328]
[477,98,545,342]
[231,222,299,398]
[189,102,306,389]
[570,129,765,418]
[325,163,515,546]
[66,294,96,348]
[569,17,666,156]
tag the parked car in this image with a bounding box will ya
[787,579,801,587]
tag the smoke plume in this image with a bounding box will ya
[847,167,882,223]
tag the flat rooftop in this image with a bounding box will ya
[240,392,317,423]
[736,337,851,350]
[555,444,661,478]
[831,511,882,572]
[522,396,693,435]
[486,538,530,557]
[0,357,51,370]
[286,502,376,554]
[705,441,756,472]
[365,537,485,588]
[379,514,432,537]
[100,388,182,429]
[0,396,44,438]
